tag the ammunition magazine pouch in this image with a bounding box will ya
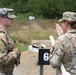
[62,51,72,64]
[0,63,14,73]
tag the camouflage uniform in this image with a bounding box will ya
[50,12,76,75]
[0,29,21,75]
[50,30,76,75]
[0,8,21,75]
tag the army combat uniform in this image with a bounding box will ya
[50,30,76,75]
[0,29,21,75]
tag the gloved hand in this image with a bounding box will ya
[13,48,21,57]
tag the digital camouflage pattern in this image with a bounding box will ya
[0,29,21,75]
[50,30,76,75]
[59,12,76,22]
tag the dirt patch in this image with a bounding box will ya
[15,50,56,75]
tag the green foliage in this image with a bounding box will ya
[0,0,76,19]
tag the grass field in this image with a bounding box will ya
[9,14,59,51]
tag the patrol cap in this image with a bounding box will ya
[0,8,16,18]
[59,12,76,22]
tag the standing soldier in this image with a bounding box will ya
[50,12,76,75]
[0,8,21,75]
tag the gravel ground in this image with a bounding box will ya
[13,50,56,75]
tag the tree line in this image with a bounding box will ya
[0,0,76,19]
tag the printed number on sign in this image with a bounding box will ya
[43,53,49,61]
